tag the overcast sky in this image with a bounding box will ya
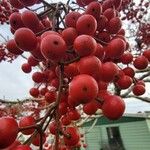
[0,2,150,113]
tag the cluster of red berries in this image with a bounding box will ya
[0,0,150,149]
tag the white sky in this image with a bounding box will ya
[0,1,150,113]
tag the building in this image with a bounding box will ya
[82,113,150,150]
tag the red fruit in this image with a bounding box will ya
[101,62,119,82]
[0,117,18,149]
[94,43,105,60]
[9,12,24,30]
[133,56,148,70]
[85,2,102,20]
[29,88,39,97]
[120,52,133,64]
[102,95,125,120]
[27,55,39,66]
[32,133,46,146]
[106,38,126,58]
[62,27,78,46]
[116,75,133,89]
[102,0,114,12]
[97,15,108,32]
[45,91,56,103]
[61,115,71,126]
[143,50,150,61]
[74,35,97,56]
[64,63,79,78]
[2,140,21,150]
[83,101,98,115]
[41,31,60,39]
[9,0,24,9]
[132,85,145,96]
[68,95,80,107]
[65,12,81,28]
[68,109,80,121]
[31,41,45,61]
[123,67,135,78]
[51,78,59,88]
[103,8,116,21]
[19,116,36,135]
[69,74,98,104]
[6,39,23,55]
[19,0,37,6]
[106,17,122,34]
[98,81,108,90]
[76,14,97,35]
[21,10,39,30]
[78,56,102,80]
[21,63,32,73]
[63,127,80,146]
[112,0,122,9]
[40,87,48,96]
[136,80,145,87]
[41,34,67,62]
[15,145,32,150]
[98,90,111,101]
[76,0,85,7]
[32,72,44,83]
[49,121,57,135]
[97,31,111,43]
[117,28,125,36]
[14,28,37,51]
[82,0,96,5]
[59,102,68,116]
[83,144,87,148]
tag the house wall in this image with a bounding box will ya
[83,120,150,150]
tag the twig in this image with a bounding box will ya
[54,64,64,150]
[125,95,150,103]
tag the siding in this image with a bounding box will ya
[83,120,150,150]
[84,126,102,150]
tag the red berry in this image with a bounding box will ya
[19,116,36,135]
[106,38,126,59]
[102,95,125,120]
[132,85,145,96]
[76,14,97,35]
[65,12,81,28]
[143,49,150,61]
[63,127,80,146]
[101,62,119,82]
[0,117,18,149]
[41,34,67,62]
[74,35,97,56]
[69,74,98,104]
[6,39,23,55]
[133,56,148,70]
[15,145,32,150]
[29,88,39,97]
[116,75,133,89]
[14,28,37,51]
[21,63,32,73]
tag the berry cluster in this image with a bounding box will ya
[0,0,150,150]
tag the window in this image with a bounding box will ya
[106,127,125,150]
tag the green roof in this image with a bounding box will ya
[83,115,147,127]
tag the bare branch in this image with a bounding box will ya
[125,95,150,103]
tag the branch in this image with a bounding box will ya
[55,64,64,150]
[0,34,7,42]
[0,98,38,104]
[125,95,150,103]
[136,67,150,73]
[84,118,98,134]
[139,71,150,80]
